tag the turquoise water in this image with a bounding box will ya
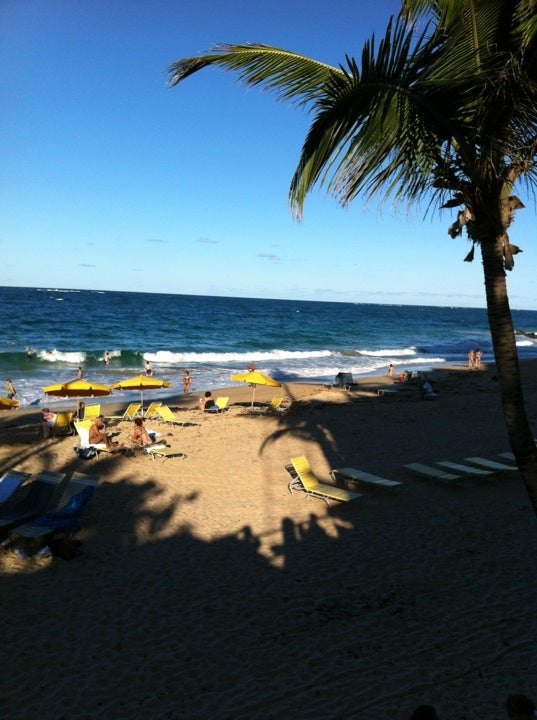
[2,285,537,408]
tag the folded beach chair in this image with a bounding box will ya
[10,472,98,540]
[0,470,31,506]
[403,463,461,481]
[51,412,74,437]
[287,456,361,506]
[157,405,187,427]
[0,471,65,530]
[144,401,162,419]
[83,404,101,421]
[105,403,141,423]
[330,467,402,487]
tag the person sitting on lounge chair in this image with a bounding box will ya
[199,391,218,412]
[39,408,57,439]
[89,416,123,449]
[131,417,157,447]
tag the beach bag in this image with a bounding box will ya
[78,447,97,460]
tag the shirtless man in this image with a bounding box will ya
[89,417,123,448]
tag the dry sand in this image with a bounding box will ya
[1,364,536,719]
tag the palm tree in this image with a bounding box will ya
[168,0,537,513]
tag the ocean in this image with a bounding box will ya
[2,285,537,409]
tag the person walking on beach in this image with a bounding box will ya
[5,379,16,400]
[145,360,153,376]
[247,361,256,372]
[387,363,394,377]
[77,366,83,380]
[475,348,482,368]
[183,370,192,394]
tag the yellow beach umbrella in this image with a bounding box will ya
[43,379,112,411]
[111,374,171,415]
[43,379,113,398]
[0,396,20,410]
[230,370,281,407]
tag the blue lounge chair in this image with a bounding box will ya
[0,472,65,530]
[0,470,30,506]
[10,472,98,539]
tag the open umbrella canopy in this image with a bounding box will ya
[230,371,281,406]
[43,380,112,398]
[0,396,19,410]
[112,374,171,415]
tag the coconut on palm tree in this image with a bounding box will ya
[168,0,537,513]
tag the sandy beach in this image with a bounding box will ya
[1,363,536,719]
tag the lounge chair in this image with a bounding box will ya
[330,467,401,487]
[10,472,98,539]
[287,456,361,505]
[463,457,518,471]
[83,404,101,420]
[143,446,186,462]
[245,397,285,414]
[144,401,162,419]
[403,462,461,480]
[434,460,494,476]
[204,397,229,413]
[74,420,128,456]
[157,405,187,427]
[0,472,65,530]
[104,403,141,423]
[333,372,355,389]
[0,470,31,506]
[51,412,74,437]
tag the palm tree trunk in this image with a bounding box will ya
[480,234,537,515]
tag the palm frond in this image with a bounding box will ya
[168,44,341,107]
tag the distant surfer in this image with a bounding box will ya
[103,351,110,366]
[26,347,34,358]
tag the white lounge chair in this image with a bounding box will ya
[330,467,401,487]
[403,463,461,480]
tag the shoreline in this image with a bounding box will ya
[1,361,500,424]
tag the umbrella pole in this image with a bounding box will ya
[251,384,256,407]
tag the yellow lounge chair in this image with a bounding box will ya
[144,401,162,419]
[105,403,141,423]
[83,404,101,421]
[157,405,187,427]
[287,456,361,505]
[51,412,74,437]
[204,397,229,413]
[246,397,284,414]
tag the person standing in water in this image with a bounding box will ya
[5,379,16,400]
[183,370,192,394]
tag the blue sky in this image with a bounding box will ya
[1,0,535,309]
